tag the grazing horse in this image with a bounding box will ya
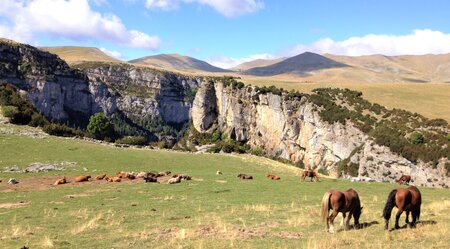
[320,189,363,233]
[267,174,281,180]
[396,175,411,185]
[383,186,421,230]
[301,170,320,182]
[237,174,253,180]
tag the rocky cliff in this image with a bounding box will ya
[192,81,450,188]
[0,39,202,140]
[1,39,449,187]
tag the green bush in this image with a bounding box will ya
[410,132,424,145]
[43,123,84,137]
[251,146,264,156]
[115,136,147,146]
[318,168,329,176]
[29,113,49,127]
[1,105,19,118]
[87,113,112,140]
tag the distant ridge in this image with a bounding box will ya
[129,54,231,73]
[231,57,287,71]
[243,52,348,76]
[40,46,121,64]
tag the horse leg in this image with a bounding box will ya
[410,209,418,228]
[329,210,338,233]
[345,212,352,230]
[395,209,403,229]
[340,213,346,226]
[405,211,410,224]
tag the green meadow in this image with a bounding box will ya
[0,125,449,248]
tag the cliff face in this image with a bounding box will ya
[0,40,202,139]
[0,40,99,124]
[192,81,450,188]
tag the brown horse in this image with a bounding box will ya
[320,189,363,233]
[301,170,320,182]
[382,186,421,230]
[237,174,253,180]
[396,175,411,185]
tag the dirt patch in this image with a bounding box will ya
[215,180,227,183]
[0,175,147,193]
[0,201,30,209]
[275,231,303,238]
[236,227,267,239]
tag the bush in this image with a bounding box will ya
[29,113,49,127]
[251,146,264,156]
[318,168,329,175]
[115,136,147,146]
[43,123,84,137]
[1,105,19,119]
[410,132,424,145]
[87,113,112,140]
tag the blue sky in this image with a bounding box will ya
[1,0,450,68]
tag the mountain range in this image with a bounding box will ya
[40,44,450,83]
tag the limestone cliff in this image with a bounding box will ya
[192,81,450,188]
[0,39,202,140]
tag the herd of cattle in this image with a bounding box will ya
[49,170,192,185]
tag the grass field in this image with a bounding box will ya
[1,125,450,248]
[241,77,450,122]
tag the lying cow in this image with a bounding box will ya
[237,174,253,180]
[74,175,91,182]
[267,174,281,180]
[53,176,67,185]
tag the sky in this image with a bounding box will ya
[1,0,450,68]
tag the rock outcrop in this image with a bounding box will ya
[0,39,202,139]
[191,81,450,188]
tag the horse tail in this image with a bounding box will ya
[320,191,332,222]
[382,189,397,220]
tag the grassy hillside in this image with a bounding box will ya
[0,124,449,248]
[129,54,230,73]
[241,78,450,122]
[40,46,121,64]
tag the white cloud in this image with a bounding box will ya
[0,0,161,49]
[145,0,264,17]
[99,47,122,59]
[288,29,450,56]
[207,53,275,69]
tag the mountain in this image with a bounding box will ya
[231,57,286,71]
[40,46,121,64]
[325,53,450,83]
[243,52,348,76]
[129,54,230,73]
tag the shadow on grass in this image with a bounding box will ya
[388,220,437,232]
[349,220,379,230]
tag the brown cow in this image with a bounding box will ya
[237,174,253,180]
[396,175,411,185]
[95,174,107,180]
[53,176,67,185]
[74,175,91,182]
[267,174,281,180]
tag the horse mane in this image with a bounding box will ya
[382,189,397,220]
[320,191,332,222]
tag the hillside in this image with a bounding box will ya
[231,57,286,71]
[1,125,449,248]
[243,52,348,76]
[40,46,121,64]
[129,54,230,73]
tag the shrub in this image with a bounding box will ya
[87,113,112,140]
[410,132,424,145]
[43,123,84,137]
[1,105,19,119]
[115,136,147,146]
[318,168,329,176]
[251,146,264,156]
[29,113,48,127]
